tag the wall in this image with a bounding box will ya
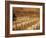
[0,0,46,38]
